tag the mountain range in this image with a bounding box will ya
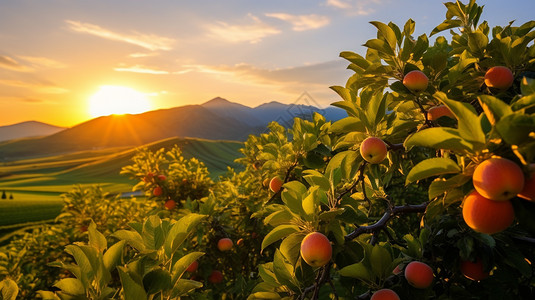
[0,97,346,161]
[0,121,65,142]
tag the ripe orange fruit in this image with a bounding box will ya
[460,258,489,281]
[186,260,199,273]
[403,70,429,92]
[300,232,332,267]
[208,270,223,283]
[485,66,514,90]
[404,261,434,289]
[427,105,455,121]
[164,199,176,210]
[360,137,388,164]
[371,289,400,300]
[269,177,283,193]
[462,190,515,234]
[217,238,233,251]
[153,186,163,197]
[472,157,525,201]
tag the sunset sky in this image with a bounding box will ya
[1,0,534,127]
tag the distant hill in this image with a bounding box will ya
[0,121,65,142]
[0,98,346,161]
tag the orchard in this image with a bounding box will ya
[1,0,535,299]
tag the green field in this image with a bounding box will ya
[0,137,244,229]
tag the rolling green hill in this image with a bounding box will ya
[0,137,244,228]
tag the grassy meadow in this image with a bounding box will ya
[0,137,243,230]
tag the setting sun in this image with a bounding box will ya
[88,85,152,118]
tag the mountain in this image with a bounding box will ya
[0,98,346,161]
[202,97,347,128]
[0,121,65,142]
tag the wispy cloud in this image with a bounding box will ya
[265,13,330,31]
[114,64,170,74]
[18,56,67,69]
[65,20,175,51]
[0,79,68,94]
[205,14,280,44]
[129,52,160,58]
[326,0,380,16]
[183,60,349,89]
[0,55,33,72]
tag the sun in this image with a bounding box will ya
[88,85,152,118]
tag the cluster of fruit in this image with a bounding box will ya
[144,172,177,210]
[184,237,236,284]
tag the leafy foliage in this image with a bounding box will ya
[1,1,535,299]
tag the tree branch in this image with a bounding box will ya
[345,202,428,241]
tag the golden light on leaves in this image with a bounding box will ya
[88,85,152,118]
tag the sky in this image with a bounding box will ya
[1,0,534,127]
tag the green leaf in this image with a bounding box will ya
[258,264,279,287]
[330,117,366,134]
[364,39,395,56]
[303,170,331,191]
[170,279,203,298]
[54,278,85,296]
[65,245,97,285]
[428,174,471,200]
[281,181,307,215]
[0,279,19,300]
[280,233,305,267]
[406,157,461,185]
[370,244,392,280]
[261,225,300,253]
[302,186,322,217]
[142,215,165,251]
[520,76,535,96]
[431,19,463,36]
[325,150,360,180]
[272,250,300,293]
[404,127,474,153]
[495,113,535,145]
[165,214,206,257]
[171,252,204,285]
[88,221,107,252]
[370,21,398,51]
[435,92,486,147]
[467,31,488,55]
[35,291,61,300]
[512,94,535,111]
[103,240,126,272]
[112,230,145,252]
[249,292,281,299]
[117,266,148,300]
[143,268,171,295]
[339,263,373,283]
[478,95,512,125]
[264,209,294,227]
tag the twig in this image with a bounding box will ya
[300,262,333,300]
[345,202,428,241]
[336,162,367,205]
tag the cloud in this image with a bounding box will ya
[325,0,380,16]
[65,20,175,51]
[182,60,350,91]
[114,64,170,74]
[205,14,280,44]
[18,56,67,69]
[0,79,68,94]
[0,55,33,72]
[129,52,160,58]
[265,13,330,31]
